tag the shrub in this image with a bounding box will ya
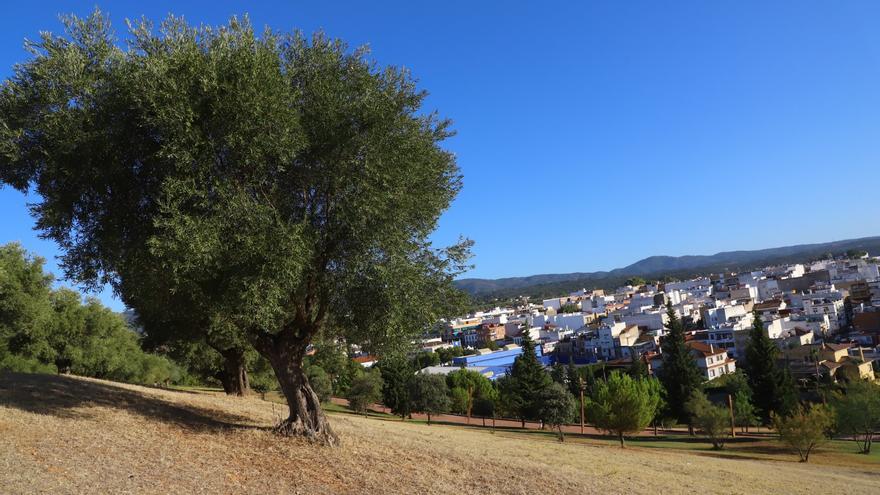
[686,392,731,450]
[772,404,834,462]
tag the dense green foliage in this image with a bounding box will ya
[587,371,663,447]
[408,373,451,424]
[745,313,798,422]
[436,346,476,365]
[411,351,441,370]
[772,404,834,462]
[0,10,469,443]
[497,330,552,424]
[537,382,576,441]
[831,380,880,454]
[658,302,703,423]
[0,243,181,385]
[685,391,731,450]
[346,369,383,415]
[625,277,647,287]
[558,303,579,313]
[307,366,333,404]
[446,368,496,419]
[377,356,415,419]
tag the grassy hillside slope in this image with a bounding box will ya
[1,373,878,494]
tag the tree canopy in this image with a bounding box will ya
[0,243,180,384]
[587,371,662,447]
[832,380,880,454]
[0,10,469,445]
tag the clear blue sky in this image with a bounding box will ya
[3,1,880,311]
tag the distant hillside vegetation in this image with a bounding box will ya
[455,236,880,300]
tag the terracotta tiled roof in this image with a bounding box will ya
[686,340,726,357]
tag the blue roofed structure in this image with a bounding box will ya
[450,344,549,380]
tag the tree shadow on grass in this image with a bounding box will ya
[0,372,264,432]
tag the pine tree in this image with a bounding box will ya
[745,312,798,423]
[550,362,566,385]
[587,371,663,447]
[628,356,649,378]
[658,302,704,423]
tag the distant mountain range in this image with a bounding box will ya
[454,236,880,300]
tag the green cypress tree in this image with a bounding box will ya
[658,302,704,423]
[744,311,797,422]
[566,358,582,397]
[499,329,552,425]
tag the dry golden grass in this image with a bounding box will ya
[1,372,878,494]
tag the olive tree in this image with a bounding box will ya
[832,380,880,454]
[0,11,468,445]
[772,404,834,463]
[685,391,731,450]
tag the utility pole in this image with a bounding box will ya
[579,376,585,435]
[727,394,736,438]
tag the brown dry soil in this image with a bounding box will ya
[1,372,878,494]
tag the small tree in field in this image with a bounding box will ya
[409,374,451,424]
[587,372,662,447]
[685,391,731,450]
[347,370,383,416]
[772,404,834,462]
[832,380,880,454]
[473,397,496,427]
[446,368,495,423]
[538,382,577,442]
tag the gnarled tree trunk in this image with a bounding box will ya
[255,329,338,446]
[218,347,250,396]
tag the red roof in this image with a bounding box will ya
[686,340,726,357]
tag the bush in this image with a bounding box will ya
[0,351,57,374]
[686,391,731,450]
[772,404,834,462]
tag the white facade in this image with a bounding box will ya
[619,311,667,331]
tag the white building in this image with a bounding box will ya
[687,341,736,381]
[619,311,668,332]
